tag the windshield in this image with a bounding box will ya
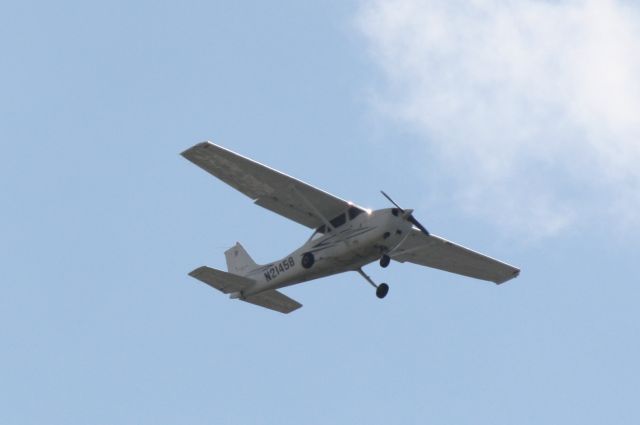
[348,206,364,220]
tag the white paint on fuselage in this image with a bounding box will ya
[241,208,412,297]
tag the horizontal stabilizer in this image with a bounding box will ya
[189,266,254,294]
[244,290,302,314]
[188,266,302,314]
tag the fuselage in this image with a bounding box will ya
[241,208,412,297]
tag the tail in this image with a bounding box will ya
[224,242,259,276]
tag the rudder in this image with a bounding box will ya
[225,242,259,276]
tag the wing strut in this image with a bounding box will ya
[290,184,353,247]
[289,184,336,232]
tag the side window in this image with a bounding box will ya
[348,207,364,220]
[330,213,346,229]
[310,224,326,241]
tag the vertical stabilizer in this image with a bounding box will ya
[224,242,259,276]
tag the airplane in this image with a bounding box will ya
[182,141,520,314]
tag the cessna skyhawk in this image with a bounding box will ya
[182,142,520,314]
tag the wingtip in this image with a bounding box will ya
[285,303,304,314]
[187,266,207,278]
[180,141,214,157]
[494,268,521,285]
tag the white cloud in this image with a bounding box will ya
[356,0,640,238]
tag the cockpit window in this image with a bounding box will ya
[348,206,364,220]
[310,211,352,241]
[330,213,346,228]
[310,224,326,241]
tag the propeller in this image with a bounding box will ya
[380,190,430,236]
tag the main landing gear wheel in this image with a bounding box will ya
[379,254,390,268]
[357,268,389,300]
[301,252,315,269]
[376,283,389,299]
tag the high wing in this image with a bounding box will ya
[390,229,520,284]
[189,266,302,314]
[182,141,363,229]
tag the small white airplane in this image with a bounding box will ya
[182,142,520,314]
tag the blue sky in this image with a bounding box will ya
[2,1,639,424]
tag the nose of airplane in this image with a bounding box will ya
[381,190,431,236]
[400,208,414,219]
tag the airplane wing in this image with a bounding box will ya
[189,266,302,314]
[182,141,363,229]
[390,229,520,284]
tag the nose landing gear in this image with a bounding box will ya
[357,268,389,299]
[379,254,391,268]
